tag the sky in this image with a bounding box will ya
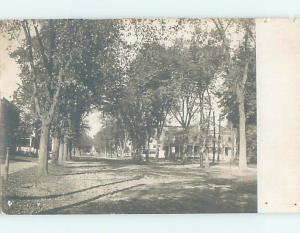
[86,110,102,137]
[0,35,19,100]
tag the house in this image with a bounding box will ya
[146,121,237,161]
[17,133,38,155]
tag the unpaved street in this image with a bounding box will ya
[3,157,257,214]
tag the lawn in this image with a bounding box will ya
[3,157,257,214]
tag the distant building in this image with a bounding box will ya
[17,133,37,155]
[146,121,238,161]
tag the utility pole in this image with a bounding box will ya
[212,111,216,164]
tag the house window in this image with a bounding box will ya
[20,138,31,147]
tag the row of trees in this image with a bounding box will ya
[98,19,256,169]
[1,19,256,176]
[2,20,122,175]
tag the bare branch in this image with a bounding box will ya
[224,19,233,32]
[33,22,50,73]
[33,21,54,98]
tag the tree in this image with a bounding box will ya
[118,81,156,162]
[15,20,75,175]
[101,20,181,162]
[213,19,256,169]
[170,40,200,131]
[77,132,93,154]
[102,54,160,162]
[93,115,129,157]
[6,19,122,175]
[130,42,178,160]
[55,19,122,163]
[166,30,223,166]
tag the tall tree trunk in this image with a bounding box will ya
[136,146,142,162]
[200,151,204,168]
[38,120,50,175]
[131,143,136,160]
[212,111,216,164]
[66,140,71,161]
[63,136,69,162]
[155,131,161,161]
[204,143,210,169]
[231,125,236,159]
[119,140,124,158]
[182,144,186,165]
[68,141,72,160]
[122,131,128,157]
[75,147,81,157]
[237,92,247,169]
[182,130,188,165]
[146,137,150,162]
[199,98,205,168]
[58,140,64,165]
[205,89,212,169]
[199,136,206,168]
[105,142,107,157]
[236,61,249,169]
[22,20,64,175]
[110,142,113,158]
[217,115,221,162]
[51,136,60,164]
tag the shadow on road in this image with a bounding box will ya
[8,176,143,201]
[38,183,145,214]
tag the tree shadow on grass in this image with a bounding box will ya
[51,167,137,176]
[52,170,104,176]
[62,165,109,169]
[55,187,257,214]
[61,159,137,170]
[8,176,143,201]
[73,157,134,164]
[51,174,257,214]
[10,158,33,163]
[37,183,145,214]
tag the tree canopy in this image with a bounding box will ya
[1,19,256,172]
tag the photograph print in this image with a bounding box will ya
[0,19,257,214]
